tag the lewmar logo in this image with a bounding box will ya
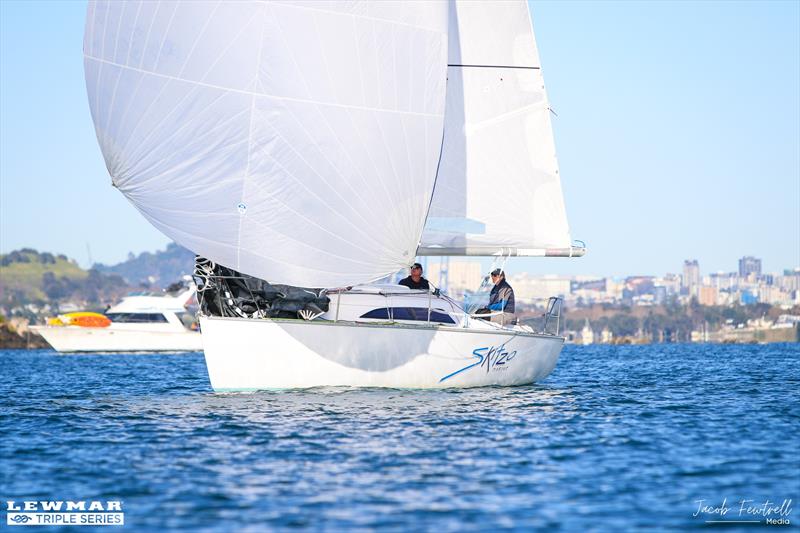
[6,500,124,526]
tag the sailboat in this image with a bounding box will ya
[83,0,584,389]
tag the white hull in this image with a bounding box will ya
[200,316,563,390]
[31,325,202,353]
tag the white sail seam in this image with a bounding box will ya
[250,124,397,254]
[93,1,111,133]
[152,0,179,72]
[270,13,397,253]
[236,2,267,271]
[137,0,160,70]
[176,2,222,79]
[270,16,390,226]
[123,114,251,191]
[112,9,269,174]
[83,55,444,119]
[264,1,447,34]
[139,212,373,275]
[122,89,245,183]
[103,1,140,156]
[366,21,405,225]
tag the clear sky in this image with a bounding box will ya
[1,0,798,279]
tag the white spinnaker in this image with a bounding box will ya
[419,0,571,256]
[84,1,448,287]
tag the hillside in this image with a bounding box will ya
[94,242,195,288]
[0,249,88,301]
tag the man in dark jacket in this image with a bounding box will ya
[399,263,430,290]
[488,268,515,324]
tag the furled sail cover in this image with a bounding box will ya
[84,1,448,287]
[418,0,571,256]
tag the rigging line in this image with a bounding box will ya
[447,64,540,70]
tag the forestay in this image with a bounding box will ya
[418,0,575,257]
[84,1,448,287]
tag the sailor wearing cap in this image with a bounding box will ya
[488,269,516,325]
[399,262,430,290]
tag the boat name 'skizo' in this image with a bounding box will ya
[440,343,519,383]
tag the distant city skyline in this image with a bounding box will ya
[423,254,799,282]
[1,1,798,278]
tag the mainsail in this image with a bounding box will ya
[418,1,578,257]
[84,1,449,287]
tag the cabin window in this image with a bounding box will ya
[360,307,455,324]
[106,313,169,323]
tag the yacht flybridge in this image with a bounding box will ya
[83,0,584,388]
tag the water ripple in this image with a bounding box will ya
[0,344,798,531]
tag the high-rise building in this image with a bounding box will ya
[739,256,762,278]
[682,260,700,295]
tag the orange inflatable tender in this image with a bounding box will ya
[71,314,112,328]
[60,312,112,328]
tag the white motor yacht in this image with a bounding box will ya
[32,284,201,353]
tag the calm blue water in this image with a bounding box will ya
[1,344,798,531]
